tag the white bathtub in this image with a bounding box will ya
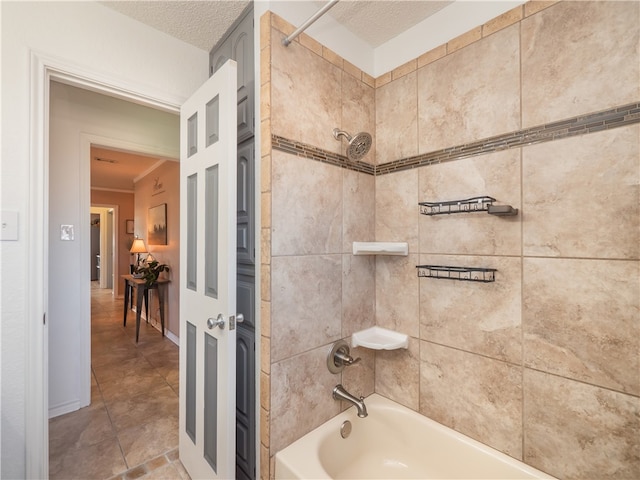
[275,394,555,479]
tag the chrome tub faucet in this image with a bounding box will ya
[333,384,368,418]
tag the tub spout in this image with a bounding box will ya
[333,384,368,418]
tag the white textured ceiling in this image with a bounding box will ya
[102,0,455,52]
[318,0,454,47]
[101,0,251,51]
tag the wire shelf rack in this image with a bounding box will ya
[416,265,497,283]
[419,196,518,216]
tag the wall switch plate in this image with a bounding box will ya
[1,211,19,241]
[60,224,75,241]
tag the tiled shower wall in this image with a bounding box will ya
[260,11,378,478]
[261,2,639,479]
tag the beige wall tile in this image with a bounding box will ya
[375,169,419,252]
[362,71,375,88]
[260,81,271,122]
[418,24,520,153]
[322,46,343,69]
[341,72,376,164]
[524,258,640,395]
[392,59,417,80]
[260,372,270,412]
[260,191,271,229]
[375,72,418,163]
[261,227,271,266]
[418,149,521,256]
[342,255,375,339]
[261,336,270,375]
[482,5,523,37]
[343,170,374,251]
[375,71,391,89]
[343,60,361,81]
[447,26,482,53]
[375,254,420,338]
[260,152,271,193]
[375,337,420,410]
[298,32,322,57]
[260,11,271,51]
[417,44,446,69]
[419,255,522,364]
[260,300,271,338]
[260,45,271,87]
[523,126,639,259]
[524,369,640,479]
[270,346,341,453]
[521,1,640,127]
[271,13,295,36]
[271,150,342,255]
[271,29,341,153]
[271,255,342,362]
[340,345,375,405]
[524,1,558,17]
[420,342,523,458]
[261,264,270,302]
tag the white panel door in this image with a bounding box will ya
[179,60,237,480]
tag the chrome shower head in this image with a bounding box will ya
[333,128,372,161]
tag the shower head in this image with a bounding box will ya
[333,128,372,161]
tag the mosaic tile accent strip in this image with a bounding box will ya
[272,102,640,176]
[271,135,375,175]
[379,102,640,175]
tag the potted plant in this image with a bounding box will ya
[135,260,169,286]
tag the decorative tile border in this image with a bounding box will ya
[272,102,640,176]
[271,135,375,175]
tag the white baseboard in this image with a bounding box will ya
[134,308,179,347]
[48,399,81,419]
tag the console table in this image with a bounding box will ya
[122,274,170,342]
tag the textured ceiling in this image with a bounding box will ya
[102,0,454,52]
[319,0,454,47]
[101,0,251,51]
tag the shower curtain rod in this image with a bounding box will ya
[282,0,340,46]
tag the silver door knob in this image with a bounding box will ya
[207,314,225,330]
[236,313,244,323]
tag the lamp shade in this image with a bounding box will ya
[130,238,147,254]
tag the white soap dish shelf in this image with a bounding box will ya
[352,242,408,256]
[352,326,409,350]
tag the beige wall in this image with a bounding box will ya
[262,1,639,479]
[134,160,180,338]
[91,190,135,298]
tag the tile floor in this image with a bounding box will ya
[49,283,188,479]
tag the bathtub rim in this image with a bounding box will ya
[274,393,556,480]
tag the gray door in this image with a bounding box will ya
[210,6,256,479]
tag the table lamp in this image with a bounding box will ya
[130,237,147,269]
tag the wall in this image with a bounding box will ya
[133,161,180,338]
[260,11,378,477]
[91,190,135,297]
[261,2,640,479]
[48,81,180,418]
[0,1,207,476]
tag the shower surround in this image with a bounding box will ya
[260,2,639,479]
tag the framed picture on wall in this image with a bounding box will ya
[148,203,167,245]
[125,219,134,234]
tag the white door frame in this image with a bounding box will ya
[28,50,185,478]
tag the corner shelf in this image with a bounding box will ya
[419,196,518,217]
[352,242,408,256]
[416,265,497,283]
[352,326,409,350]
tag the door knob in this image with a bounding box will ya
[207,314,225,330]
[236,313,244,323]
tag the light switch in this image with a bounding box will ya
[1,211,19,241]
[60,224,75,241]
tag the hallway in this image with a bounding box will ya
[49,283,187,479]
